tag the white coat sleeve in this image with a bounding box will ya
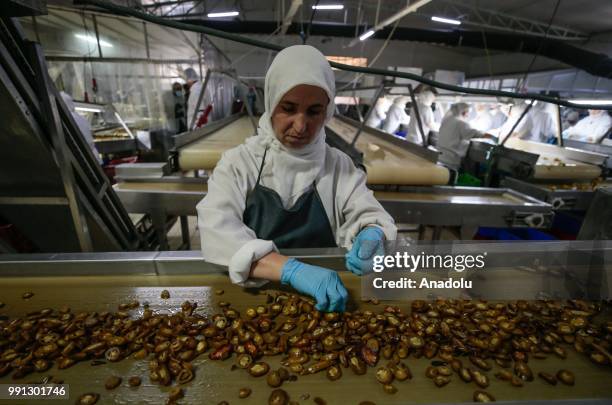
[197,150,277,287]
[334,152,397,248]
[422,107,440,132]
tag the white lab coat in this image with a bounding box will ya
[494,110,533,140]
[471,110,494,132]
[187,80,204,128]
[197,45,397,287]
[382,102,410,134]
[406,101,439,144]
[365,102,389,129]
[437,115,485,170]
[526,104,556,143]
[490,109,507,130]
[564,113,612,143]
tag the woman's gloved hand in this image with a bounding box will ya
[345,227,385,276]
[281,258,348,312]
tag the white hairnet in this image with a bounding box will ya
[242,45,335,205]
[184,67,199,82]
[262,45,335,125]
[418,90,435,106]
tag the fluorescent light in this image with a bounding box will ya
[431,16,461,25]
[75,106,103,113]
[312,4,344,10]
[75,34,113,48]
[359,30,375,41]
[207,11,239,18]
[569,99,612,106]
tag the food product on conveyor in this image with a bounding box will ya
[326,117,450,185]
[545,177,606,191]
[0,293,610,404]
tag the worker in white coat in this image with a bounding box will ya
[365,96,391,129]
[471,104,495,132]
[406,90,439,145]
[493,102,534,141]
[438,103,497,171]
[184,67,207,129]
[197,45,397,312]
[526,102,556,143]
[60,92,102,164]
[563,109,612,143]
[490,104,508,130]
[382,96,410,134]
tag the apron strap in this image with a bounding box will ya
[256,147,269,185]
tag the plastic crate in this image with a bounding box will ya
[457,173,482,187]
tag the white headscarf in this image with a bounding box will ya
[244,45,336,204]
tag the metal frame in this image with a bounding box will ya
[563,139,612,171]
[376,185,553,229]
[432,0,588,41]
[0,17,141,251]
[350,81,385,147]
[502,177,596,211]
[335,114,440,163]
[173,111,244,151]
[407,84,427,147]
[28,41,93,251]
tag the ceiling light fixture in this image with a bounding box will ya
[359,30,375,41]
[75,34,113,48]
[349,0,432,47]
[431,16,461,25]
[568,99,612,106]
[312,4,344,10]
[207,11,239,18]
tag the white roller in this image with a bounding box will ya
[326,117,449,185]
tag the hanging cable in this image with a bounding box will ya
[73,0,611,110]
[519,0,562,91]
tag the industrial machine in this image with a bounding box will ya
[0,16,141,252]
[114,114,554,247]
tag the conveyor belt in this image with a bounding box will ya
[326,117,450,185]
[178,116,256,170]
[115,182,553,228]
[503,138,604,181]
[0,252,610,405]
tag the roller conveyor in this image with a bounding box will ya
[468,138,606,184]
[504,138,605,181]
[114,114,555,245]
[0,251,610,405]
[115,181,553,230]
[176,114,256,171]
[326,116,450,186]
[501,178,612,211]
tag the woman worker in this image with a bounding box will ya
[197,45,397,312]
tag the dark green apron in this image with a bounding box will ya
[243,148,337,249]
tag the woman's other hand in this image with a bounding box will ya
[345,227,385,276]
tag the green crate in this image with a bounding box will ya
[457,173,482,187]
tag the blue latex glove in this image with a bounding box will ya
[345,227,385,276]
[281,258,348,312]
